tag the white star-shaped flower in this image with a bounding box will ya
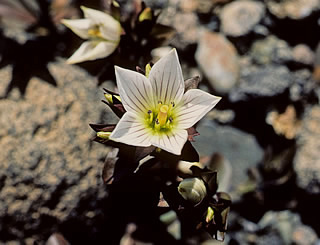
[62,6,122,64]
[110,49,221,155]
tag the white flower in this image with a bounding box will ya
[110,49,221,155]
[62,6,121,64]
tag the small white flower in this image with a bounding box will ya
[62,6,122,64]
[110,49,221,155]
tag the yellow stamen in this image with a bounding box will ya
[157,105,169,126]
[88,26,103,39]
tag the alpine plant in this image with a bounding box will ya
[110,49,221,155]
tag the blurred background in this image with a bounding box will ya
[0,0,320,244]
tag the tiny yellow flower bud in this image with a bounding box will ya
[178,178,207,204]
[97,131,111,139]
[206,206,214,223]
[104,93,113,103]
[145,63,152,78]
[112,0,120,7]
[138,7,152,22]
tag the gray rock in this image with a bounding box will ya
[294,106,320,194]
[229,65,292,102]
[220,0,265,37]
[195,30,240,94]
[266,0,320,19]
[158,4,200,49]
[258,210,318,245]
[192,120,264,197]
[250,36,292,65]
[0,61,112,242]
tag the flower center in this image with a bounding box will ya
[145,101,175,133]
[88,25,104,39]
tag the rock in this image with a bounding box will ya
[250,35,292,65]
[220,0,265,37]
[294,106,320,194]
[158,6,199,49]
[193,120,264,196]
[292,226,318,245]
[266,0,320,19]
[0,61,112,242]
[266,105,302,139]
[292,44,315,65]
[258,210,318,245]
[229,65,291,102]
[195,30,240,94]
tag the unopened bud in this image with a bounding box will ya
[97,131,111,139]
[178,178,207,204]
[139,7,152,22]
[104,93,113,103]
[206,206,214,223]
[145,63,152,78]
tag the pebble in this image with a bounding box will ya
[220,0,265,37]
[266,0,320,19]
[294,105,320,194]
[195,29,239,94]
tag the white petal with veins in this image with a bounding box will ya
[151,129,188,155]
[149,49,184,105]
[176,89,221,129]
[109,112,152,147]
[115,66,154,115]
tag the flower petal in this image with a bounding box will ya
[109,112,152,147]
[67,40,117,64]
[148,49,184,105]
[115,66,154,115]
[176,89,221,129]
[81,6,121,42]
[61,18,92,39]
[151,129,188,155]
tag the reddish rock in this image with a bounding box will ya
[195,30,239,94]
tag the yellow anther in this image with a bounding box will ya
[157,105,169,126]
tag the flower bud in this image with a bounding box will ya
[138,7,153,22]
[97,131,111,139]
[178,178,207,204]
[206,206,214,223]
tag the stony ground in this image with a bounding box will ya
[1,0,320,244]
